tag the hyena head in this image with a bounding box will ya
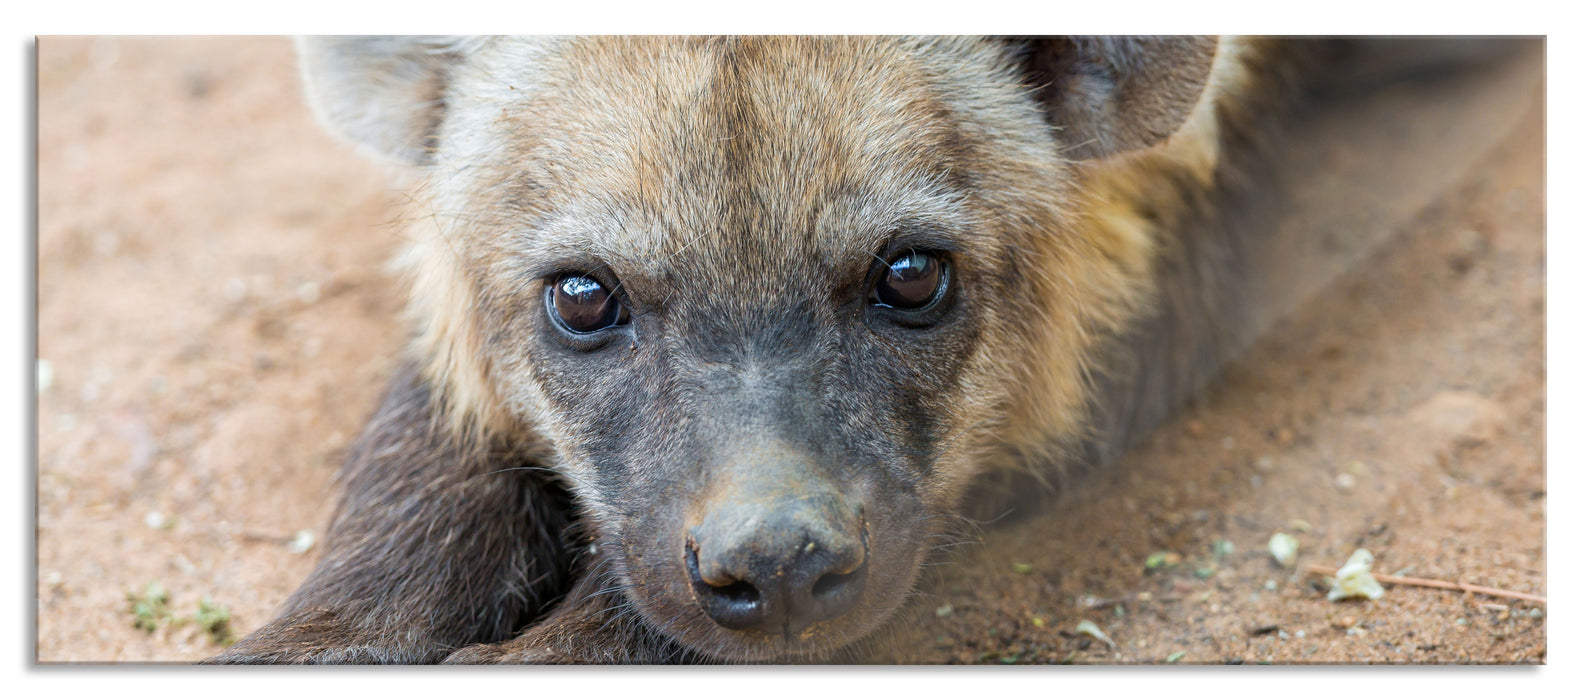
[299,35,1219,661]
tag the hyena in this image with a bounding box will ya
[206,36,1520,664]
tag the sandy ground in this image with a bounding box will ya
[34,37,1545,664]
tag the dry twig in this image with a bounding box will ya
[1304,564,1546,604]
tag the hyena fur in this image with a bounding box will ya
[207,36,1474,664]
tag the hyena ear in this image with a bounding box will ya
[295,36,484,166]
[1009,36,1220,160]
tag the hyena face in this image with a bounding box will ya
[299,35,1220,660]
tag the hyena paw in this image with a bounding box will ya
[442,641,576,665]
[202,640,436,664]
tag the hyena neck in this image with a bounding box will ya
[1071,38,1306,468]
[1052,37,1540,479]
[955,38,1311,519]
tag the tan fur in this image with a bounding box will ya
[216,36,1521,664]
[389,36,1270,501]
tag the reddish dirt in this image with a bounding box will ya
[34,37,1545,664]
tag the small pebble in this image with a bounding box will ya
[1075,620,1116,649]
[1335,473,1357,491]
[1327,549,1385,601]
[287,530,316,554]
[36,359,53,393]
[1145,551,1181,570]
[1269,533,1299,568]
[296,281,321,304]
[143,512,167,530]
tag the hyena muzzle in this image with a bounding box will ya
[205,35,1526,664]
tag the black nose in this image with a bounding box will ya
[685,500,868,635]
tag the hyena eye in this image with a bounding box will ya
[872,250,947,310]
[546,273,629,334]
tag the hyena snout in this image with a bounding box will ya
[684,451,868,635]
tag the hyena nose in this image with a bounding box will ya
[685,498,868,635]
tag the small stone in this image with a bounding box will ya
[1335,473,1357,491]
[934,604,954,618]
[1327,549,1385,601]
[1255,455,1276,472]
[1075,620,1116,649]
[143,512,167,530]
[1212,539,1235,558]
[1269,533,1299,568]
[36,359,53,393]
[1145,551,1181,571]
[296,281,321,304]
[287,530,316,554]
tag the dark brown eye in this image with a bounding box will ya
[872,250,945,310]
[547,273,628,334]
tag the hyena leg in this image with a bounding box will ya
[441,570,688,665]
[205,361,577,664]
